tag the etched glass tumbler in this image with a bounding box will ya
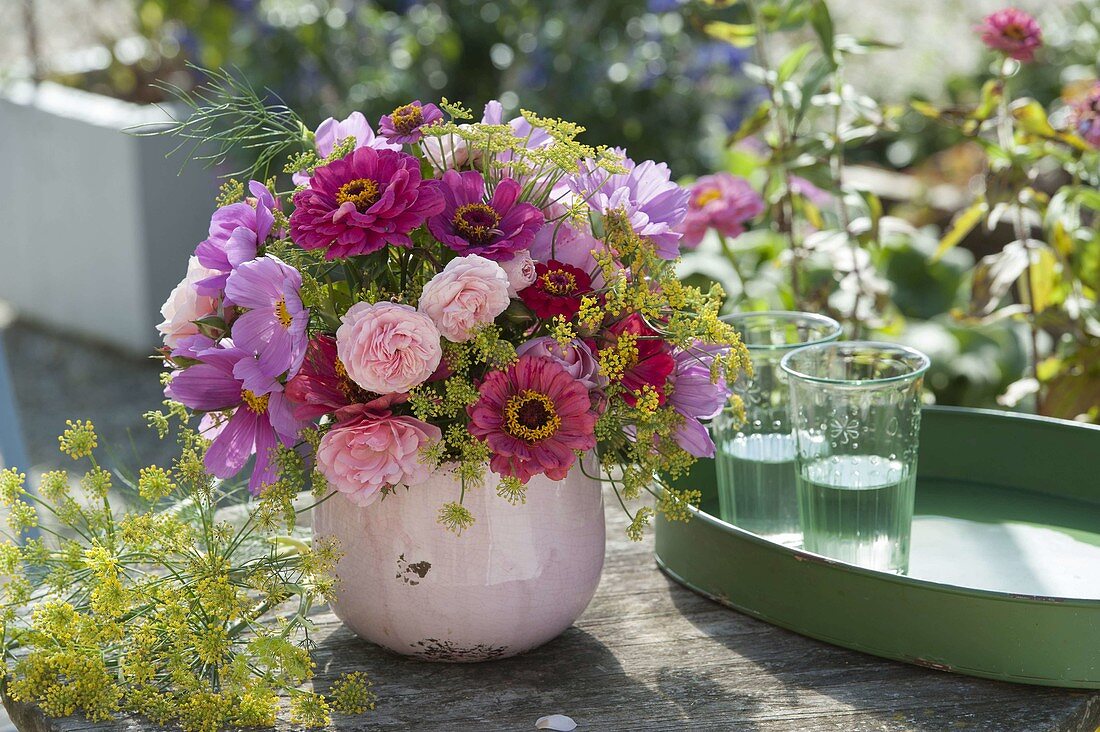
[780,342,930,574]
[713,312,842,545]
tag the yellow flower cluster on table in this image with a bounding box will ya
[0,420,376,731]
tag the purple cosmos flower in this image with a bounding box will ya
[427,170,545,261]
[1070,82,1100,148]
[194,181,277,297]
[165,343,305,494]
[679,173,765,249]
[378,100,444,144]
[977,8,1042,62]
[225,255,309,393]
[568,149,690,260]
[293,112,402,186]
[668,346,731,458]
[289,146,445,259]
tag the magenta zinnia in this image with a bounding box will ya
[289,146,445,259]
[468,354,598,483]
[977,8,1042,62]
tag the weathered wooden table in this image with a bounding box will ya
[6,506,1100,731]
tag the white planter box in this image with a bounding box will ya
[0,81,219,354]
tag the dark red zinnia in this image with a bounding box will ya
[519,260,593,319]
[603,313,675,407]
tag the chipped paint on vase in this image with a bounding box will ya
[313,457,606,662]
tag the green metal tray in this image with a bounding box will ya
[655,406,1100,688]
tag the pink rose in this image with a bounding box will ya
[317,412,442,506]
[499,250,537,296]
[517,336,606,392]
[336,301,442,394]
[418,255,510,343]
[157,256,219,348]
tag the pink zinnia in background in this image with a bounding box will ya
[290,147,444,259]
[679,173,764,248]
[428,171,545,261]
[225,255,309,393]
[165,344,305,494]
[977,8,1042,62]
[468,354,597,483]
[378,100,444,144]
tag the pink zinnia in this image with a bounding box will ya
[977,8,1042,62]
[427,171,545,261]
[289,146,445,259]
[468,355,598,484]
[378,100,444,144]
[679,173,764,248]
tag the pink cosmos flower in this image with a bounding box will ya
[195,181,276,297]
[467,354,598,484]
[427,171,545,261]
[293,112,401,186]
[378,100,444,144]
[417,255,511,343]
[569,149,690,260]
[977,8,1042,62]
[679,173,765,248]
[316,406,442,506]
[336,301,442,395]
[1070,82,1100,148]
[517,337,606,392]
[499,249,537,296]
[225,256,309,394]
[165,343,305,494]
[289,147,445,259]
[668,346,732,458]
[157,256,219,348]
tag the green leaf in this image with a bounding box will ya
[933,198,987,262]
[1011,99,1057,137]
[777,42,815,83]
[727,100,772,146]
[809,0,837,68]
[969,241,1030,317]
[971,79,1002,122]
[910,100,940,119]
[704,21,757,48]
[1027,245,1059,314]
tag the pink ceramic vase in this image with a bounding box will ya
[312,458,605,661]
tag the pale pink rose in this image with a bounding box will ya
[499,250,537,296]
[336,301,442,394]
[156,256,219,348]
[418,255,510,342]
[317,412,442,506]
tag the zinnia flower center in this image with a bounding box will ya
[241,390,269,414]
[391,104,424,134]
[336,178,381,212]
[503,390,561,442]
[695,188,722,207]
[1003,23,1027,41]
[275,298,293,328]
[453,203,501,246]
[540,268,577,296]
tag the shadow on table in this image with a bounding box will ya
[664,573,1099,731]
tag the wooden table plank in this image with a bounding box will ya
[6,500,1100,731]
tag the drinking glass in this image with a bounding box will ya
[713,312,842,545]
[780,341,930,574]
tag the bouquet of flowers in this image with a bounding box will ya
[0,80,749,732]
[157,94,749,537]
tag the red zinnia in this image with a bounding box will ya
[604,314,675,407]
[284,335,408,422]
[467,355,598,484]
[519,260,593,319]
